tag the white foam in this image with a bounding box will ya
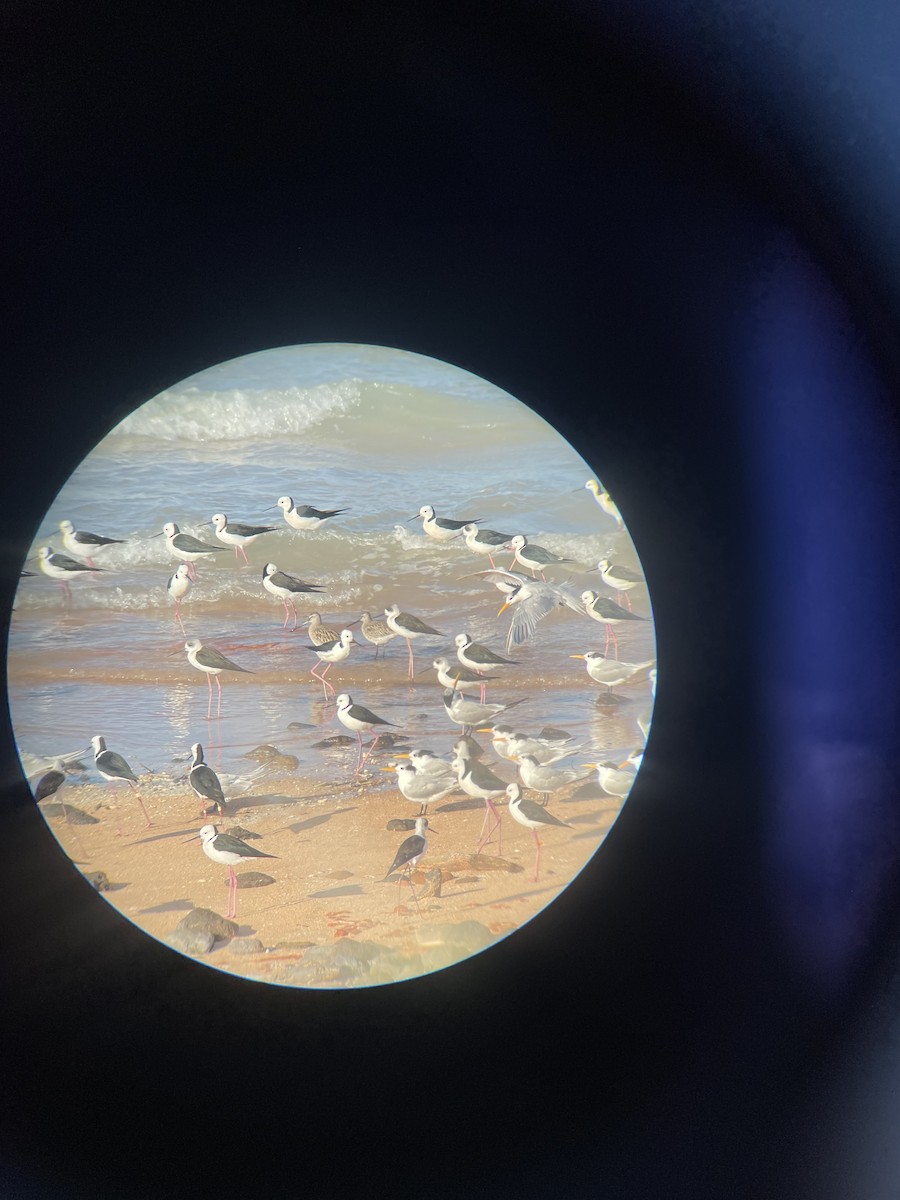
[110,381,361,442]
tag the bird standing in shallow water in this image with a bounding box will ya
[274,496,348,531]
[166,564,192,635]
[261,563,325,630]
[177,639,253,720]
[384,604,444,681]
[59,519,124,568]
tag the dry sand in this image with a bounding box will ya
[41,766,622,987]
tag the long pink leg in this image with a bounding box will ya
[533,828,541,882]
[216,675,223,718]
[354,730,364,774]
[206,673,213,720]
[609,626,619,660]
[129,782,153,827]
[488,553,496,568]
[187,560,196,580]
[239,545,249,565]
[477,800,502,854]
[361,733,383,768]
[406,639,415,681]
[234,546,240,562]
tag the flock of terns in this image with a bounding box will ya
[24,478,656,915]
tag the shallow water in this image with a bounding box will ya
[10,344,655,792]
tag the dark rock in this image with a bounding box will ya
[439,853,525,874]
[165,928,215,956]
[287,721,316,730]
[177,908,238,938]
[386,818,417,831]
[225,826,261,840]
[235,871,275,889]
[44,804,100,824]
[270,940,316,951]
[228,936,265,956]
[243,744,281,761]
[84,871,110,891]
[312,735,355,748]
[276,940,401,986]
[418,868,442,899]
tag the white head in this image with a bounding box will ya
[184,639,202,653]
[509,534,527,551]
[198,825,218,845]
[384,603,400,618]
[418,504,435,519]
[414,817,430,835]
[190,742,203,762]
[598,558,611,572]
[339,629,354,647]
[263,563,277,578]
[335,693,352,711]
[460,523,478,536]
[174,564,191,580]
[395,762,416,781]
[410,749,439,766]
[432,657,450,672]
[585,479,601,496]
[37,546,52,562]
[454,633,470,649]
[518,754,540,769]
[163,522,179,537]
[581,590,598,607]
[506,783,521,804]
[91,735,106,754]
[277,497,293,512]
[59,519,75,535]
[212,514,227,530]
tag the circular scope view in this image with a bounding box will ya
[10,343,656,987]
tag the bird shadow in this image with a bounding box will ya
[126,827,198,846]
[139,898,195,914]
[285,806,358,834]
[307,884,366,899]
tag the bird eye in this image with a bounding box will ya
[11,342,654,988]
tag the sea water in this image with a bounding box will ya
[9,344,655,784]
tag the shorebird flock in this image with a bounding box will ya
[24,476,655,911]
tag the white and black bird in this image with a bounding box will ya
[502,732,581,766]
[166,563,192,635]
[335,692,400,773]
[452,754,509,854]
[358,611,398,660]
[596,557,646,609]
[506,783,571,882]
[459,522,515,568]
[58,519,124,568]
[92,735,153,827]
[382,817,432,909]
[516,754,590,806]
[206,513,276,564]
[473,568,583,654]
[412,504,483,542]
[570,650,656,695]
[190,824,277,920]
[581,590,649,658]
[160,521,228,579]
[262,562,325,630]
[508,534,574,580]
[442,688,527,734]
[274,496,348,531]
[298,628,355,698]
[454,632,516,702]
[31,764,68,805]
[177,639,253,720]
[584,480,624,527]
[583,760,639,800]
[37,546,101,604]
[188,743,227,819]
[428,656,489,696]
[382,761,458,816]
[384,604,444,680]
